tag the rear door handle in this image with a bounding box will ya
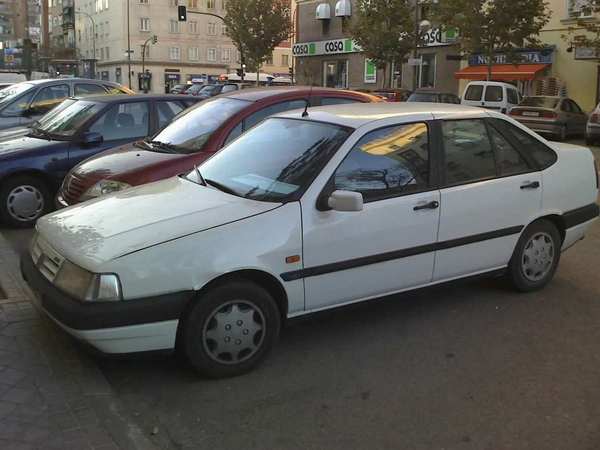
[414,200,439,211]
[520,181,540,190]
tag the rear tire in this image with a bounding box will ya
[182,280,281,378]
[0,175,52,228]
[507,220,561,292]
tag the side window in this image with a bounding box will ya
[491,118,557,169]
[75,83,107,97]
[320,97,362,106]
[507,89,519,105]
[224,122,243,145]
[104,85,129,95]
[484,86,503,102]
[487,123,530,175]
[157,101,185,129]
[31,84,70,112]
[442,120,496,185]
[243,100,307,130]
[221,84,238,94]
[333,123,430,202]
[560,100,571,112]
[464,85,483,101]
[88,102,150,141]
[2,90,36,116]
[570,100,583,114]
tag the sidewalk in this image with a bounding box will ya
[0,231,160,450]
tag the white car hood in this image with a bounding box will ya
[37,176,281,267]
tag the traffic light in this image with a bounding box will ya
[152,35,158,44]
[178,5,187,21]
[236,68,243,77]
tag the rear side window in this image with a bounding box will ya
[560,100,571,112]
[157,101,185,129]
[464,85,483,101]
[570,100,583,114]
[75,83,107,97]
[321,97,362,106]
[442,119,496,185]
[334,123,430,202]
[484,86,503,102]
[491,118,557,169]
[244,99,307,130]
[487,123,530,175]
[507,89,519,105]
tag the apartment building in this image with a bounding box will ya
[75,0,239,93]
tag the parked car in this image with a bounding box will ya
[373,89,412,102]
[0,94,201,227]
[187,83,241,98]
[407,91,460,104]
[0,78,133,131]
[461,81,521,114]
[509,96,588,141]
[585,102,600,146]
[57,87,381,207]
[170,84,191,95]
[183,83,206,96]
[21,103,598,377]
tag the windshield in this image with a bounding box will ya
[0,83,34,106]
[150,97,249,153]
[520,97,559,109]
[200,85,218,94]
[407,93,437,103]
[186,84,204,94]
[191,118,351,203]
[32,99,103,137]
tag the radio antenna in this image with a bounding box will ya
[302,85,313,117]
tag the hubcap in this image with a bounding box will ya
[6,185,44,222]
[202,300,265,365]
[521,232,555,282]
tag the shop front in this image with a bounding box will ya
[164,70,181,94]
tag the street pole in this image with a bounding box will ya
[412,0,419,91]
[75,11,96,78]
[141,35,156,93]
[127,0,132,89]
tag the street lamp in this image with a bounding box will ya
[75,10,96,78]
[141,35,157,93]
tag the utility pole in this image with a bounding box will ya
[75,11,96,78]
[412,0,420,91]
[142,35,157,93]
[127,0,132,89]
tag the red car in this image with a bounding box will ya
[57,87,380,207]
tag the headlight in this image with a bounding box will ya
[54,260,122,302]
[82,180,131,200]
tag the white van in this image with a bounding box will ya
[461,81,521,114]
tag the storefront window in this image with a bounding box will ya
[418,54,436,89]
[324,60,348,89]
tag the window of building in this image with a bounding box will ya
[221,24,227,35]
[442,120,496,185]
[188,47,199,61]
[324,60,348,89]
[169,19,179,33]
[207,48,217,61]
[265,54,273,65]
[140,17,150,31]
[105,47,110,60]
[207,0,215,9]
[281,54,289,66]
[139,0,149,4]
[207,22,216,35]
[418,54,435,89]
[169,47,181,60]
[334,123,430,202]
[567,0,595,18]
[222,48,231,62]
[140,45,150,58]
[189,20,198,33]
[104,0,109,9]
[100,48,104,60]
[169,0,178,5]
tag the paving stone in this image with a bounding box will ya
[2,387,36,404]
[0,368,28,385]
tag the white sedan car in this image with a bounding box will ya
[22,103,599,377]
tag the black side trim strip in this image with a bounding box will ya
[282,225,524,282]
[563,203,599,229]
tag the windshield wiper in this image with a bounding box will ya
[149,140,183,153]
[193,164,206,186]
[205,178,238,196]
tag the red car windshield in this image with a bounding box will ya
[149,97,249,154]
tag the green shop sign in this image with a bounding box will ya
[293,39,362,57]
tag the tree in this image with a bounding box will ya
[223,0,292,85]
[351,0,417,88]
[562,1,600,61]
[433,0,551,80]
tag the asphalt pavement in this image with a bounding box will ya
[2,138,600,450]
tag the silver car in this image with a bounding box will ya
[509,96,588,141]
[0,78,131,131]
[586,103,600,146]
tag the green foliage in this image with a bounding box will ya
[223,0,292,73]
[351,0,416,71]
[562,1,600,60]
[434,0,550,78]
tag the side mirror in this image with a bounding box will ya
[82,131,103,146]
[327,190,363,212]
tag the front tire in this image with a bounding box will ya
[507,220,561,292]
[181,280,281,378]
[0,175,52,228]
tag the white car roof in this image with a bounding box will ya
[275,102,491,129]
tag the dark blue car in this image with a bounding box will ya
[0,94,200,227]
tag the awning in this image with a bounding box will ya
[454,64,550,81]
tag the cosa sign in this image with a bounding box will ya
[293,44,309,56]
[324,40,345,53]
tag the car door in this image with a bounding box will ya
[569,100,588,134]
[483,85,505,112]
[559,99,573,134]
[301,121,441,310]
[70,100,151,166]
[433,118,542,281]
[0,89,36,129]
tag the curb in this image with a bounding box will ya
[0,229,162,450]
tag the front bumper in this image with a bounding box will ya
[20,252,193,353]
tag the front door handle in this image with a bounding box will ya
[520,181,540,190]
[414,200,439,211]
